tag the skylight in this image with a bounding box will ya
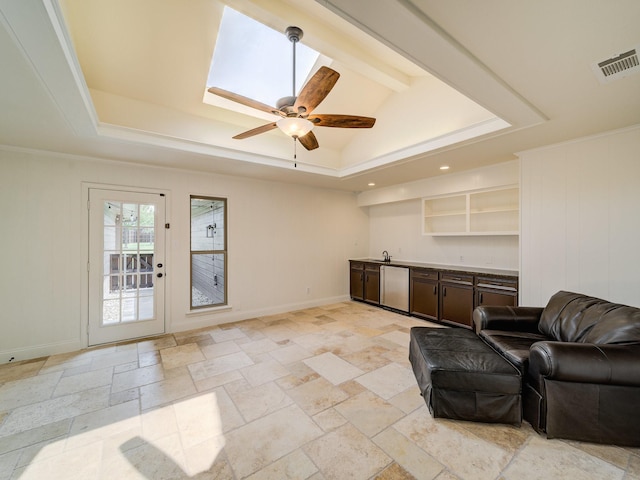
[207,7,320,108]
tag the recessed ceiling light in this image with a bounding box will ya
[368,182,376,187]
[440,165,450,170]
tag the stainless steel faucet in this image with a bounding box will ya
[382,250,391,262]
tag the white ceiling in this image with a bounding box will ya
[0,0,639,192]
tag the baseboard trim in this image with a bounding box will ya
[0,339,85,365]
[170,295,351,333]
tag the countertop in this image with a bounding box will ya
[349,258,518,277]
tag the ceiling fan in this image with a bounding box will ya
[207,26,376,151]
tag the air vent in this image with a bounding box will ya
[592,47,640,84]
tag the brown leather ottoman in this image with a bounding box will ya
[409,326,522,425]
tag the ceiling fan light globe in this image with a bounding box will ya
[277,117,314,138]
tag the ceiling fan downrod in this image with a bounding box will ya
[285,26,303,98]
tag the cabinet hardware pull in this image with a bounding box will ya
[443,287,447,296]
[480,293,483,303]
[433,285,437,295]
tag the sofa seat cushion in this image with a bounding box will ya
[478,330,547,375]
[539,291,640,344]
[409,327,522,424]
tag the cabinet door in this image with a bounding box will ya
[364,268,380,304]
[410,271,438,320]
[441,284,474,328]
[350,268,364,300]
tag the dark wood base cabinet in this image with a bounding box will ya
[351,260,518,329]
[350,261,380,305]
[410,269,439,320]
[439,272,475,328]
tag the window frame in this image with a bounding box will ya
[190,195,228,310]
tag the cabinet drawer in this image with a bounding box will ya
[475,275,517,292]
[441,272,473,285]
[350,262,365,270]
[410,268,439,281]
[365,263,380,272]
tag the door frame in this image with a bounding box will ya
[81,183,171,347]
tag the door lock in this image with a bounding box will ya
[157,263,163,268]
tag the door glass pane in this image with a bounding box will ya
[121,297,138,322]
[139,227,155,250]
[139,204,155,227]
[139,291,154,321]
[104,201,121,226]
[103,299,120,325]
[122,203,138,226]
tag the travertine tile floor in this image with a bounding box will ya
[0,302,639,479]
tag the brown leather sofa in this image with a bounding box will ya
[474,290,640,446]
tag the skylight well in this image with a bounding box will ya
[206,7,321,110]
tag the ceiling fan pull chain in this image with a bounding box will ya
[294,137,297,167]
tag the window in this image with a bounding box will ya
[190,196,227,309]
[206,6,320,109]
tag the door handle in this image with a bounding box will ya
[156,273,163,278]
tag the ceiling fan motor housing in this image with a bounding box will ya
[276,95,297,111]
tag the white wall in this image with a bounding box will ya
[0,148,369,363]
[520,125,640,308]
[362,161,520,270]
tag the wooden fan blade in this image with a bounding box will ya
[298,130,319,151]
[308,114,376,128]
[208,86,278,116]
[233,122,278,140]
[294,66,340,114]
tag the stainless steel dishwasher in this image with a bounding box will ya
[380,265,409,312]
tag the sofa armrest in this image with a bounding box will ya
[473,306,543,334]
[530,341,640,386]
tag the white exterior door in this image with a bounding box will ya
[88,189,166,345]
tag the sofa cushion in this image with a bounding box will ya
[539,291,640,345]
[478,330,547,375]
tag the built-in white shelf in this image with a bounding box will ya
[422,186,519,236]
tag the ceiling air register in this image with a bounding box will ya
[591,47,640,84]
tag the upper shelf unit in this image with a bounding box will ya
[422,186,519,236]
